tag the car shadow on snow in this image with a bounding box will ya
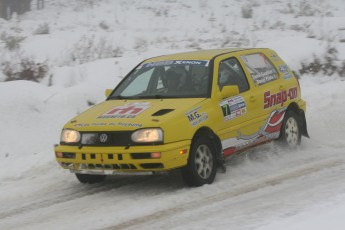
[73,170,186,194]
[68,142,308,193]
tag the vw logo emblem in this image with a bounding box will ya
[99,134,108,143]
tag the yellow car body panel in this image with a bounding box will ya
[55,48,307,176]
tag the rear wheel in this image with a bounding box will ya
[75,173,106,184]
[181,136,217,187]
[280,110,301,147]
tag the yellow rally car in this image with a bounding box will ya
[55,48,309,187]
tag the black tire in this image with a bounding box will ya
[181,136,217,187]
[75,173,106,184]
[280,110,301,147]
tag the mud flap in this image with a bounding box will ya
[217,151,226,173]
[297,109,310,138]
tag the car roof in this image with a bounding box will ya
[144,48,259,63]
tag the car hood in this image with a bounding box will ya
[64,98,206,131]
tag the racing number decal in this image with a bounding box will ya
[221,104,231,117]
[219,96,247,121]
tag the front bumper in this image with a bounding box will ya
[54,140,190,175]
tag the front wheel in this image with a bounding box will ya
[75,173,106,184]
[280,110,301,147]
[181,136,217,187]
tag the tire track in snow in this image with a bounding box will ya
[103,157,345,230]
[0,175,161,220]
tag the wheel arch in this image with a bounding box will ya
[191,126,223,166]
[286,102,309,138]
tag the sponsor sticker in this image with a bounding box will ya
[185,107,208,127]
[250,69,277,85]
[138,60,209,69]
[278,64,292,79]
[219,95,247,121]
[222,108,286,156]
[241,53,279,85]
[74,123,90,127]
[264,87,298,109]
[116,122,143,128]
[98,102,150,119]
[74,122,143,128]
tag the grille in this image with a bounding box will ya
[131,153,151,159]
[81,131,133,146]
[61,131,162,146]
[80,164,137,170]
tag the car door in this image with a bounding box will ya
[213,55,263,156]
[239,51,285,142]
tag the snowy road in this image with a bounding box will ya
[106,151,345,230]
[1,139,345,230]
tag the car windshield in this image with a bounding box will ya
[109,60,211,99]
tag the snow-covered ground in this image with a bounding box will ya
[1,0,345,229]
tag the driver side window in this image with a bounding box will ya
[218,58,249,93]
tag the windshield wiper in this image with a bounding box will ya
[138,95,165,99]
[108,95,130,100]
[139,95,183,99]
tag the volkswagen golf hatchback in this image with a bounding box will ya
[55,48,308,186]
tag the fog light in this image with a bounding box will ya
[151,152,161,159]
[55,152,63,158]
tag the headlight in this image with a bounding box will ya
[131,128,163,143]
[61,129,81,143]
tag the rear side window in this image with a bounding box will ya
[241,53,278,85]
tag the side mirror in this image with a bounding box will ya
[105,89,113,98]
[220,85,239,99]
